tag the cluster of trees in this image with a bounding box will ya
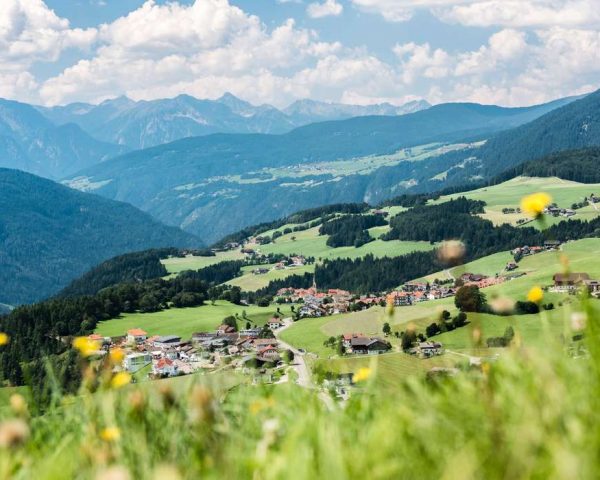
[494,147,600,185]
[315,252,439,293]
[185,260,245,285]
[425,311,468,338]
[319,214,387,248]
[58,249,179,298]
[486,327,515,348]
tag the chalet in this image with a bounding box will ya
[88,333,110,345]
[216,324,236,335]
[192,332,218,344]
[241,248,255,255]
[348,336,391,355]
[553,273,591,292]
[404,281,427,292]
[291,256,306,266]
[583,280,600,297]
[253,339,278,349]
[274,262,286,270]
[544,240,562,250]
[417,342,444,358]
[342,334,365,349]
[257,345,279,359]
[268,318,285,330]
[239,328,262,338]
[153,358,178,377]
[153,335,182,349]
[506,262,518,271]
[252,268,269,275]
[124,352,152,372]
[391,292,412,307]
[372,209,389,217]
[127,329,148,344]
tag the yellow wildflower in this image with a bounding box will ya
[521,192,552,218]
[109,348,125,364]
[353,367,372,383]
[100,427,121,442]
[111,372,132,389]
[527,286,544,304]
[0,332,9,346]
[73,337,100,357]
[9,394,28,416]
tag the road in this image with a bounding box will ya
[275,319,312,388]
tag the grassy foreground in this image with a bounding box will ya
[1,295,600,479]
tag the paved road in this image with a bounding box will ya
[275,319,312,388]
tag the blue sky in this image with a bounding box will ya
[2,0,600,107]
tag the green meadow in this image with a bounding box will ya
[161,250,245,275]
[226,264,315,291]
[436,176,600,227]
[257,226,433,260]
[95,300,292,339]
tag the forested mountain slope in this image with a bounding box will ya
[0,169,200,306]
[63,98,576,243]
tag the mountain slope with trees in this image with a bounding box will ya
[63,98,575,243]
[0,169,200,306]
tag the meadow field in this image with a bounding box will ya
[226,264,315,291]
[95,300,290,339]
[161,250,245,275]
[435,176,600,227]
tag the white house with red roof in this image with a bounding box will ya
[153,358,178,377]
[127,328,148,344]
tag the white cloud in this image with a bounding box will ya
[1,0,599,109]
[351,0,600,28]
[307,0,344,18]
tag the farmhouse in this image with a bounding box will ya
[417,342,444,358]
[584,280,600,297]
[127,328,148,344]
[268,318,285,330]
[347,336,391,355]
[553,273,591,292]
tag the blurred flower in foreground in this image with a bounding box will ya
[353,367,372,383]
[571,312,587,331]
[10,394,28,416]
[109,348,125,365]
[111,372,132,389]
[437,240,466,266]
[100,427,121,443]
[386,295,395,316]
[521,192,552,218]
[96,466,130,480]
[0,332,9,346]
[490,297,516,315]
[527,286,544,304]
[0,419,29,448]
[73,337,100,357]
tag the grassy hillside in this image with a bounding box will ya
[435,176,600,227]
[95,300,289,339]
[280,238,600,364]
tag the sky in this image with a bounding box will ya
[1,0,599,108]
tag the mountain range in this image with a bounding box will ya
[0,99,128,179]
[0,168,199,306]
[37,94,431,151]
[62,94,584,243]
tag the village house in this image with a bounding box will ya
[291,256,306,266]
[217,324,236,335]
[583,280,600,297]
[153,335,182,349]
[257,345,279,360]
[416,342,444,358]
[553,273,591,292]
[544,240,562,250]
[153,358,178,377]
[268,317,285,330]
[252,268,269,275]
[506,262,518,271]
[124,352,152,372]
[346,336,391,355]
[127,329,148,344]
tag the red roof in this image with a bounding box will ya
[156,358,174,368]
[88,334,104,341]
[128,329,147,336]
[258,346,277,354]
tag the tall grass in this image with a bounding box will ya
[1,294,599,479]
